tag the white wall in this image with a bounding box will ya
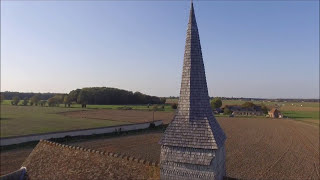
[0,120,163,146]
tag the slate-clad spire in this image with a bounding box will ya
[160,2,226,150]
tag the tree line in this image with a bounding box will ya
[1,92,57,101]
[68,87,165,106]
[2,87,165,107]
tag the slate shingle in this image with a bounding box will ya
[160,2,226,150]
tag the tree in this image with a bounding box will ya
[63,95,71,107]
[77,90,89,108]
[11,96,20,105]
[0,94,4,103]
[22,97,29,106]
[30,95,40,106]
[48,97,59,107]
[160,97,166,104]
[211,97,222,109]
[1,92,57,101]
[171,103,178,109]
[223,107,232,115]
[241,102,256,108]
[68,89,81,103]
[40,100,47,107]
[260,104,269,114]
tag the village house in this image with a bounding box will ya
[268,108,283,118]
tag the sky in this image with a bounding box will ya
[1,1,319,99]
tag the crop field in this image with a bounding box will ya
[1,117,318,179]
[0,105,126,137]
[65,117,319,180]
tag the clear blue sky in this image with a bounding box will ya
[1,1,319,99]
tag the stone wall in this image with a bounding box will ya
[0,120,162,146]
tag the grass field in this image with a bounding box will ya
[1,99,318,137]
[1,100,174,112]
[0,105,127,138]
[62,109,173,124]
[167,99,319,125]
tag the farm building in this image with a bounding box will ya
[268,108,283,118]
[226,105,264,116]
[233,110,264,116]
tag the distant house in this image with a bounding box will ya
[268,108,283,118]
[226,105,264,116]
[213,108,223,114]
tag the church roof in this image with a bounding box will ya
[269,108,279,113]
[160,2,226,150]
[22,140,160,180]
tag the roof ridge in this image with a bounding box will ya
[40,140,159,167]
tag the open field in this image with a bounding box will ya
[63,117,320,179]
[0,105,127,137]
[1,117,318,179]
[1,100,174,112]
[1,98,318,137]
[61,109,174,124]
[0,105,174,138]
[282,111,319,126]
[220,99,319,125]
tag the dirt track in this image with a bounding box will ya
[1,117,319,179]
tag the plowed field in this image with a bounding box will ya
[1,117,319,179]
[68,117,319,180]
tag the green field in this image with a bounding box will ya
[167,98,319,125]
[281,111,319,126]
[0,101,174,137]
[1,100,174,112]
[0,105,127,138]
[1,99,318,137]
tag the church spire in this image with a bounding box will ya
[160,3,227,179]
[160,1,226,150]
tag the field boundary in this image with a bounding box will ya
[0,120,162,146]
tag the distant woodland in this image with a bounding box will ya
[1,87,165,106]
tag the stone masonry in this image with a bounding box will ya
[159,2,226,180]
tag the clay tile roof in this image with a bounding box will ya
[22,140,160,180]
[159,2,226,150]
[269,108,278,113]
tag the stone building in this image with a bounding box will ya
[268,108,283,118]
[232,110,264,116]
[225,105,264,116]
[159,2,226,180]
